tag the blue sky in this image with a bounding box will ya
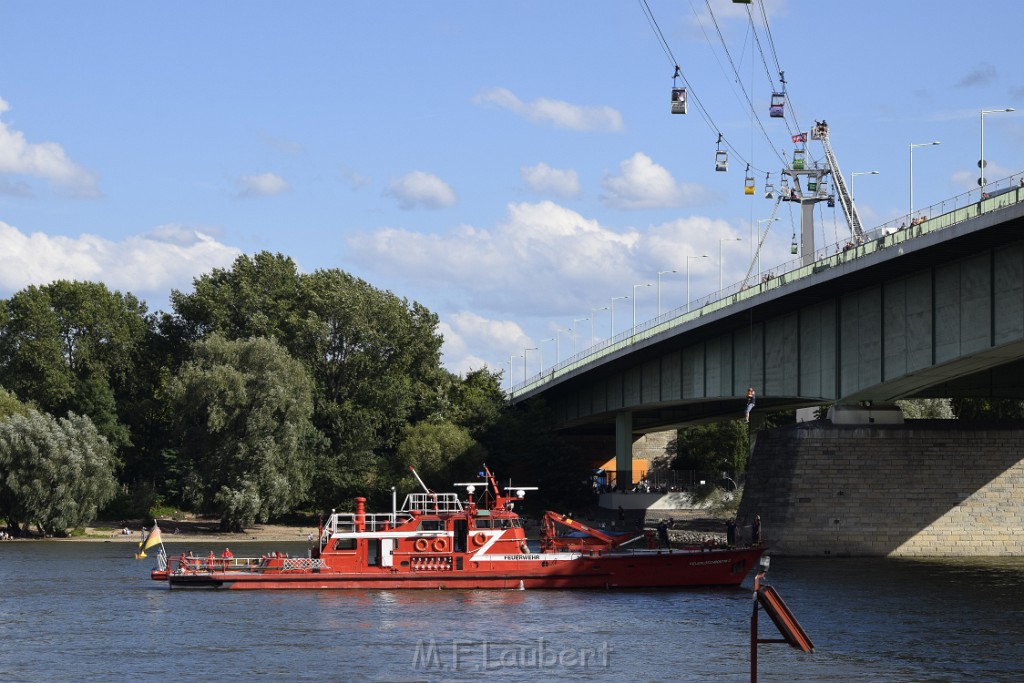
[1,1,1022,381]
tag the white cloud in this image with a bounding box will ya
[238,172,290,198]
[439,311,532,376]
[601,152,707,209]
[473,87,623,133]
[348,200,639,314]
[0,97,100,197]
[387,171,457,210]
[521,162,580,199]
[0,220,242,306]
[341,166,372,190]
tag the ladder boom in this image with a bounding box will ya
[813,121,863,242]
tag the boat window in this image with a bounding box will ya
[474,519,492,529]
[333,538,356,551]
[417,519,443,531]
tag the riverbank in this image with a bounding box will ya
[4,518,317,544]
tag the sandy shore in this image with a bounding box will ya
[12,519,318,544]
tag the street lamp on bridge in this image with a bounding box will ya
[523,347,537,382]
[571,318,588,355]
[657,269,677,316]
[686,254,707,311]
[590,306,608,346]
[980,108,1015,190]
[632,283,652,332]
[909,141,940,218]
[851,170,879,202]
[610,296,628,337]
[719,237,742,292]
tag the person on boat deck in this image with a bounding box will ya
[751,515,761,545]
[726,518,737,546]
[656,520,670,550]
[221,547,234,559]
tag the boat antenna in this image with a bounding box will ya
[408,466,432,494]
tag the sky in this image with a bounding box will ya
[1,1,1022,385]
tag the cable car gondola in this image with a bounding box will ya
[807,177,817,192]
[764,173,774,199]
[769,92,785,118]
[715,133,727,172]
[671,88,687,115]
[670,65,687,115]
[744,164,755,194]
[792,148,805,171]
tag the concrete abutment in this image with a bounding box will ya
[737,420,1024,556]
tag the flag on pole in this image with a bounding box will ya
[791,132,807,143]
[135,524,162,559]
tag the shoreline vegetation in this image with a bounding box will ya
[3,510,733,545]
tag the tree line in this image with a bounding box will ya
[0,252,590,536]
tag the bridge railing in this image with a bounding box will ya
[509,172,1024,397]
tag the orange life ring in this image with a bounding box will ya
[432,537,448,553]
[472,532,487,547]
[414,538,429,552]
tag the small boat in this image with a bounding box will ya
[149,466,765,590]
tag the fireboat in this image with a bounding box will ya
[149,466,765,590]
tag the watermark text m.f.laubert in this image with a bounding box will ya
[412,637,612,672]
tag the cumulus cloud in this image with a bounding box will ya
[473,87,623,133]
[439,311,533,376]
[0,97,100,197]
[348,200,639,314]
[601,152,707,209]
[387,171,457,210]
[0,220,242,306]
[237,172,290,198]
[521,162,580,199]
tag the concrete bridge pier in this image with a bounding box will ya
[737,421,1024,556]
[614,411,633,490]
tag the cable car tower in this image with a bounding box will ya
[783,120,864,266]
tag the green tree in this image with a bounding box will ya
[950,398,1024,420]
[671,420,749,481]
[395,421,485,491]
[166,334,318,531]
[0,410,117,536]
[896,398,955,419]
[0,281,152,450]
[169,253,449,508]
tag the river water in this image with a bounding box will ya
[1,542,1021,682]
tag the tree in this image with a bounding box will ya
[950,398,1024,420]
[0,281,153,450]
[169,253,450,508]
[671,421,749,481]
[0,410,117,536]
[896,398,955,419]
[394,421,485,492]
[165,334,318,531]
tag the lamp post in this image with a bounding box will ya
[507,354,522,393]
[755,218,779,278]
[610,296,628,337]
[632,283,652,332]
[686,254,708,311]
[571,318,588,355]
[980,108,1015,190]
[657,270,677,316]
[539,338,554,371]
[523,347,537,382]
[719,237,742,292]
[590,306,608,346]
[850,170,879,202]
[909,141,940,217]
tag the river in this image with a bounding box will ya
[0,542,1021,682]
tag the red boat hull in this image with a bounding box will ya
[160,546,765,590]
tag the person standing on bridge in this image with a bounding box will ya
[745,387,756,422]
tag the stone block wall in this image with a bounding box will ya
[736,420,1024,556]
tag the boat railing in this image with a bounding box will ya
[325,511,414,536]
[401,492,464,514]
[174,555,329,573]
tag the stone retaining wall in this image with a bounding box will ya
[736,420,1024,556]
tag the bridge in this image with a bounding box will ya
[510,174,1024,495]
